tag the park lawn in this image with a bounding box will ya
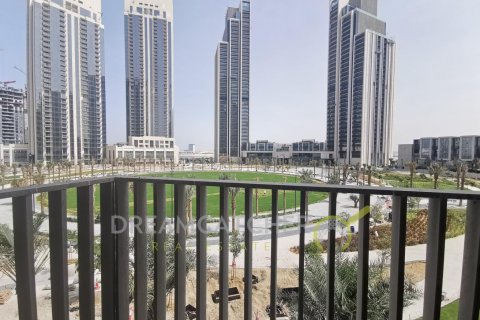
[381,172,457,190]
[65,171,328,217]
[418,299,479,319]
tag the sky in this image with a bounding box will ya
[1,0,479,152]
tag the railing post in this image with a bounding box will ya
[356,193,370,320]
[77,185,95,320]
[458,200,480,319]
[115,180,130,320]
[389,194,408,320]
[153,183,167,320]
[48,189,69,320]
[423,197,447,320]
[174,184,187,320]
[298,190,307,320]
[196,185,208,320]
[12,195,38,320]
[219,186,229,320]
[100,182,116,320]
[244,187,253,320]
[270,189,278,320]
[134,182,148,320]
[327,192,337,320]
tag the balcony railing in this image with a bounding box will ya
[1,176,479,320]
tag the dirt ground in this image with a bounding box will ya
[167,268,299,320]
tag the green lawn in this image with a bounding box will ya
[417,299,479,319]
[65,171,328,217]
[380,172,457,190]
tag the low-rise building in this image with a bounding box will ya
[0,144,30,165]
[397,144,413,168]
[241,139,333,164]
[407,135,480,167]
[104,136,178,164]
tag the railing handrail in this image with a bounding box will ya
[1,175,479,200]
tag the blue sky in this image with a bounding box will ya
[1,0,479,152]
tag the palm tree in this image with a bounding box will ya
[219,173,240,231]
[429,162,445,189]
[406,162,417,188]
[280,253,419,319]
[46,162,54,182]
[12,163,18,180]
[79,160,84,178]
[33,173,47,214]
[341,163,350,185]
[102,158,108,176]
[457,162,468,206]
[0,214,49,283]
[0,165,7,190]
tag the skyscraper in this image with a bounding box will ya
[27,0,106,163]
[124,0,174,140]
[214,0,250,163]
[326,0,395,165]
[0,85,27,145]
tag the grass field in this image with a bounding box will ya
[417,299,479,319]
[379,172,458,190]
[64,171,328,217]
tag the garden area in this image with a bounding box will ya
[63,171,328,217]
[377,172,458,190]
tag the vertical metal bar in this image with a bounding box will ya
[48,189,69,320]
[100,182,116,319]
[388,195,408,320]
[356,193,370,320]
[134,182,148,320]
[458,200,480,319]
[298,190,307,320]
[327,192,337,320]
[115,180,130,320]
[174,184,187,320]
[196,185,208,320]
[270,189,278,320]
[12,195,38,320]
[423,197,448,320]
[219,186,229,320]
[244,188,253,320]
[153,183,167,320]
[77,186,95,320]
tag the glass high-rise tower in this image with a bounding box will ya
[326,0,395,165]
[214,0,250,162]
[27,0,106,163]
[124,0,173,140]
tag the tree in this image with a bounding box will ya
[33,173,47,214]
[127,234,196,318]
[341,164,350,185]
[429,162,445,189]
[46,162,54,182]
[0,165,7,190]
[102,158,108,176]
[280,253,419,319]
[349,194,359,208]
[0,214,49,283]
[299,169,314,184]
[230,230,243,279]
[64,161,72,179]
[407,197,421,210]
[184,175,196,233]
[406,162,417,188]
[457,162,468,206]
[219,173,240,231]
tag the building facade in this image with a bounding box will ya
[214,0,251,162]
[27,0,106,164]
[0,144,30,166]
[124,0,174,140]
[104,136,178,164]
[241,140,332,164]
[407,136,480,167]
[326,0,395,165]
[0,85,27,145]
